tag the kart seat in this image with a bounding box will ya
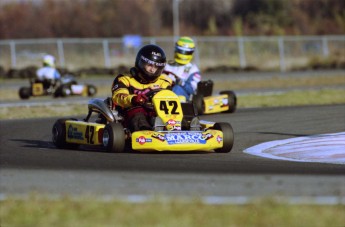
[180,102,201,131]
[196,80,213,97]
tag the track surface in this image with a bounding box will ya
[1,104,345,202]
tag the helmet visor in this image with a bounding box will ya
[140,55,166,67]
[175,46,194,55]
[138,56,166,80]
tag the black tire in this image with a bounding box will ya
[19,87,31,99]
[103,122,125,153]
[192,94,204,115]
[52,119,79,149]
[61,85,72,97]
[53,85,63,97]
[87,84,97,96]
[212,122,234,153]
[220,90,237,113]
[53,89,61,98]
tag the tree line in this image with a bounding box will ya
[0,0,344,39]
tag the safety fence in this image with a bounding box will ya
[0,35,344,72]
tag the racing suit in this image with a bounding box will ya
[163,61,201,100]
[36,66,61,89]
[111,69,173,132]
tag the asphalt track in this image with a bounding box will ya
[1,104,345,204]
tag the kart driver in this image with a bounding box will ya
[111,44,173,132]
[163,36,201,101]
[36,54,61,90]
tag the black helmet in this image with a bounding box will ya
[135,44,166,83]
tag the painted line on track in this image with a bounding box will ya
[1,193,344,205]
[244,132,345,165]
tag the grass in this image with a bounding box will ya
[1,74,345,101]
[1,196,345,227]
[240,89,345,108]
[0,89,344,120]
[1,73,345,120]
[215,74,345,90]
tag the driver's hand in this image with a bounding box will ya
[168,73,183,85]
[131,94,148,106]
[168,74,177,83]
[168,74,184,86]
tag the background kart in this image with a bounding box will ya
[19,75,97,99]
[192,80,237,115]
[52,89,234,153]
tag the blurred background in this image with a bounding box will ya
[0,0,344,77]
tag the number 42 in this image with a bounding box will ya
[159,100,179,114]
[85,125,95,144]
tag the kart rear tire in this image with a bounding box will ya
[192,94,204,115]
[213,122,234,153]
[19,87,31,99]
[220,90,237,113]
[87,85,97,96]
[52,119,79,149]
[103,122,125,153]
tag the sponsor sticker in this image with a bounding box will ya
[152,133,165,142]
[167,119,176,125]
[67,125,84,140]
[217,135,223,143]
[165,132,207,145]
[136,136,152,145]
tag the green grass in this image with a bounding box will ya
[240,89,345,108]
[1,73,344,120]
[1,196,344,227]
[1,89,344,120]
[215,74,345,90]
[1,74,345,101]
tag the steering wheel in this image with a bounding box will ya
[145,88,164,99]
[139,88,164,110]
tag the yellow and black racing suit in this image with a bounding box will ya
[111,69,173,131]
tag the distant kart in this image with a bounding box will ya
[18,75,97,99]
[52,89,234,153]
[192,80,237,115]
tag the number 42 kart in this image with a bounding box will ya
[52,89,234,153]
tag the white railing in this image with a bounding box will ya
[0,35,344,72]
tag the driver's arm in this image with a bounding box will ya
[111,76,136,108]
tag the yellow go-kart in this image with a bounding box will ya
[19,75,97,99]
[192,80,237,115]
[52,89,234,153]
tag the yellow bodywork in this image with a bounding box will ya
[153,90,183,131]
[32,83,44,96]
[131,130,224,152]
[203,94,230,114]
[65,120,105,145]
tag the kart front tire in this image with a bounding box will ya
[103,122,125,153]
[220,90,237,113]
[52,119,79,149]
[192,94,204,115]
[87,85,97,96]
[213,122,234,153]
[19,87,31,99]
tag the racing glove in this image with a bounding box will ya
[176,77,185,86]
[168,73,185,86]
[131,94,148,106]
